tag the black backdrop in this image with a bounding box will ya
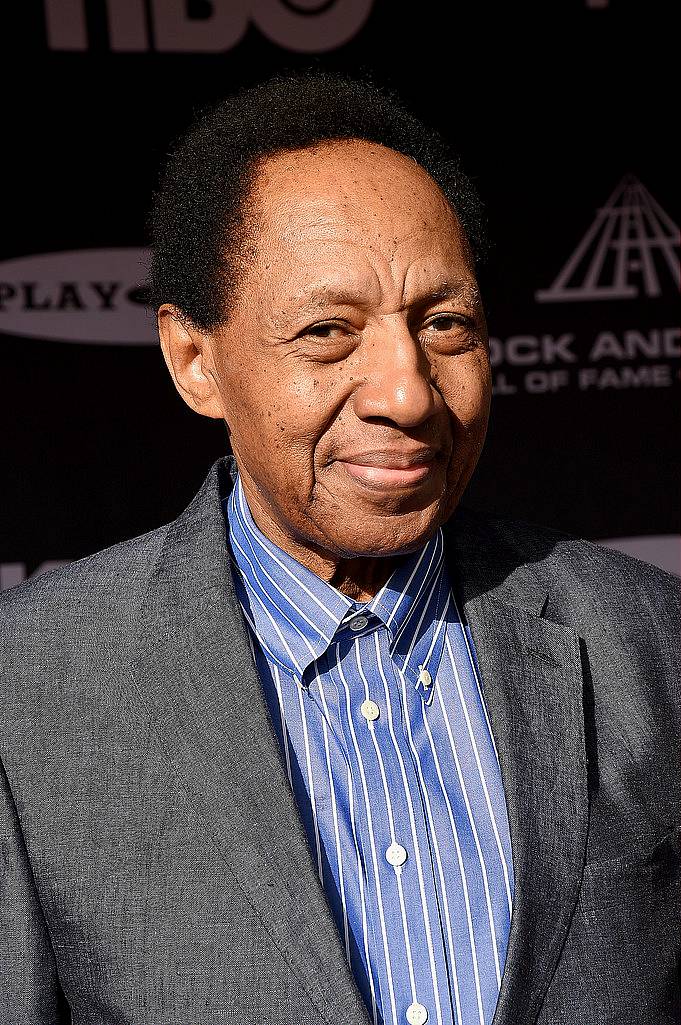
[3,0,679,590]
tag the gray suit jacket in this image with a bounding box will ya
[1,455,679,1025]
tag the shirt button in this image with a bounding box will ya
[360,699,380,722]
[406,1002,428,1024]
[349,615,369,631]
[417,667,432,688]
[406,1004,428,1020]
[385,842,407,867]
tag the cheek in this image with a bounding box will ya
[437,352,491,432]
[222,363,346,484]
[219,358,301,434]
[278,368,354,454]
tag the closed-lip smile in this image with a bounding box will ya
[335,448,440,487]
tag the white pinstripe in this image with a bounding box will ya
[337,649,399,1025]
[296,679,324,884]
[346,731,380,1025]
[271,664,294,787]
[400,665,487,1025]
[436,637,503,986]
[446,625,513,919]
[452,603,515,906]
[313,669,351,960]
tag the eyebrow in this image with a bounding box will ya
[420,279,480,306]
[297,277,480,313]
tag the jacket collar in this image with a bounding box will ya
[130,455,588,1025]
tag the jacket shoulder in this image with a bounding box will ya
[0,522,171,640]
[452,504,681,611]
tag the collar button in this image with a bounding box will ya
[417,667,432,688]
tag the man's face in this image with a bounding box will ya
[209,140,491,568]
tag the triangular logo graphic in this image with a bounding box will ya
[535,174,680,302]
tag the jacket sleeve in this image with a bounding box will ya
[0,757,71,1023]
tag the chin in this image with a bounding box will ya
[326,508,444,560]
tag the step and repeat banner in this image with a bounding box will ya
[2,0,679,588]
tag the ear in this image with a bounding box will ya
[157,304,224,419]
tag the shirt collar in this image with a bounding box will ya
[224,473,448,691]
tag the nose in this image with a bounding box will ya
[352,321,439,428]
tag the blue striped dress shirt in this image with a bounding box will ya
[224,475,514,1025]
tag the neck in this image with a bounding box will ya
[330,556,403,602]
[235,472,406,600]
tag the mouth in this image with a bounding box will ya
[335,448,440,489]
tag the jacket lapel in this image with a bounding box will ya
[446,512,589,1025]
[131,457,371,1025]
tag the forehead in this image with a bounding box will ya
[250,140,469,257]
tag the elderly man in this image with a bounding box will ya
[1,73,679,1025]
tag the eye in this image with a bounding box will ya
[422,313,469,332]
[419,312,479,355]
[293,320,358,364]
[301,320,347,338]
